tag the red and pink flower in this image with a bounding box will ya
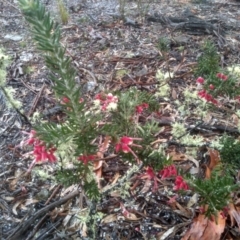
[216,73,228,81]
[115,136,142,162]
[198,90,218,105]
[196,77,205,84]
[140,167,159,192]
[22,130,57,169]
[33,144,57,163]
[174,175,189,191]
[135,103,149,114]
[115,136,133,153]
[61,96,70,104]
[209,84,215,90]
[95,93,118,111]
[159,164,177,179]
[78,154,96,165]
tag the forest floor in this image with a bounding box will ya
[1,0,240,239]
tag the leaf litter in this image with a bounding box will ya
[1,0,240,239]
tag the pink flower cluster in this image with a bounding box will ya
[216,73,228,81]
[140,166,159,192]
[198,90,218,105]
[95,93,118,111]
[196,77,218,105]
[159,164,177,179]
[24,130,57,163]
[61,96,84,104]
[135,103,149,114]
[78,154,96,165]
[115,136,134,153]
[196,77,205,84]
[33,145,56,163]
[115,136,142,162]
[173,176,189,191]
[159,165,189,191]
[140,165,189,192]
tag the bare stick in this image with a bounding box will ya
[7,189,80,240]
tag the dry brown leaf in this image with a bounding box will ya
[169,151,187,161]
[61,184,78,197]
[24,198,39,206]
[120,202,140,221]
[187,193,199,208]
[140,178,152,194]
[101,213,118,224]
[172,88,177,99]
[94,136,112,188]
[207,148,220,170]
[3,196,14,202]
[8,178,18,191]
[44,88,52,95]
[175,202,192,218]
[204,165,211,179]
[182,212,225,240]
[150,138,168,145]
[63,214,72,226]
[110,190,121,197]
[111,172,120,185]
[231,114,239,126]
[80,222,88,237]
[12,200,23,215]
[228,203,240,229]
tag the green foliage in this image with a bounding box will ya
[19,0,100,199]
[0,48,10,71]
[195,40,220,77]
[157,37,170,52]
[57,0,69,25]
[56,163,99,200]
[0,47,22,110]
[188,166,238,218]
[19,0,80,113]
[220,136,240,168]
[137,119,159,144]
[171,122,187,138]
[140,146,172,171]
[19,0,161,201]
[56,164,87,187]
[103,88,158,136]
[83,179,100,200]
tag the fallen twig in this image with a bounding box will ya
[44,184,62,206]
[7,189,80,240]
[25,213,48,240]
[27,84,45,117]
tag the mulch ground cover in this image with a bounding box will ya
[1,0,240,239]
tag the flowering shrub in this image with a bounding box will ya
[196,73,240,104]
[139,164,189,193]
[188,166,238,218]
[19,0,239,223]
